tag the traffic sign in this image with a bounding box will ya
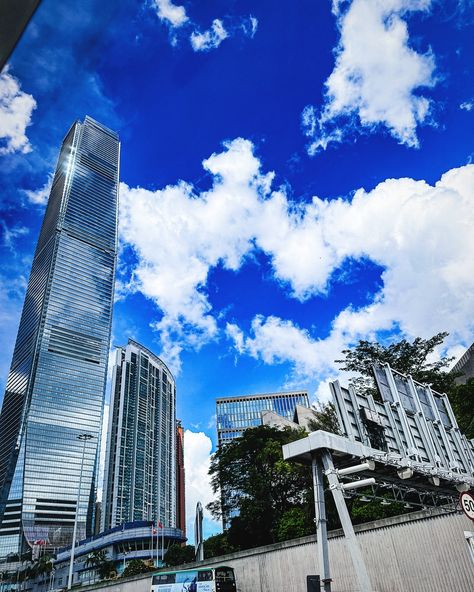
[460,491,474,521]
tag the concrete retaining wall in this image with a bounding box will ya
[82,510,474,592]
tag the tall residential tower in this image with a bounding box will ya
[0,117,119,560]
[102,340,177,531]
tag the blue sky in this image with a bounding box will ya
[0,0,473,539]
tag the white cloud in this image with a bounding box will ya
[1,222,29,249]
[150,2,257,52]
[460,101,473,112]
[226,163,474,385]
[190,19,228,52]
[153,0,188,27]
[0,67,37,155]
[119,138,271,370]
[183,430,220,542]
[303,0,436,153]
[121,136,474,377]
[24,173,53,206]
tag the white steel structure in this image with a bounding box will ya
[283,364,474,592]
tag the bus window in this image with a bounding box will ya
[215,568,235,582]
[152,574,176,585]
[198,570,213,581]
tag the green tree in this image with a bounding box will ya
[448,378,474,438]
[336,332,456,398]
[203,533,235,559]
[274,507,314,542]
[335,332,474,436]
[208,425,314,549]
[122,559,154,578]
[307,402,341,434]
[163,544,195,567]
[85,549,115,580]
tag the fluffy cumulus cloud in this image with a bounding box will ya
[153,0,188,27]
[24,174,53,206]
[119,138,272,370]
[303,0,436,153]
[0,68,37,155]
[190,19,228,52]
[121,137,474,381]
[228,163,474,384]
[183,430,219,542]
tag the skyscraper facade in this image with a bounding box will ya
[0,117,120,561]
[216,390,310,446]
[102,340,177,531]
[175,420,186,538]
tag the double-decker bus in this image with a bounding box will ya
[151,565,236,592]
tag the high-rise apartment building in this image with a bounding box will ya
[102,340,177,531]
[216,390,309,446]
[0,117,119,560]
[175,420,186,538]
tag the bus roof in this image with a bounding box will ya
[153,565,233,576]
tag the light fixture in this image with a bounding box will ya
[337,460,375,476]
[360,496,371,503]
[456,482,470,493]
[403,502,413,509]
[341,477,376,491]
[397,467,414,480]
[380,499,391,506]
[429,476,440,487]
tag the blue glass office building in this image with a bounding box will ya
[0,117,119,562]
[216,390,310,446]
[102,340,177,532]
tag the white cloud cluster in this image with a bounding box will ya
[119,138,271,370]
[24,174,53,206]
[227,163,474,384]
[121,137,474,380]
[183,430,219,542]
[0,68,37,155]
[190,19,228,52]
[153,0,188,27]
[151,1,257,52]
[303,0,436,153]
[460,101,473,112]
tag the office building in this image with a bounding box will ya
[175,420,186,538]
[216,390,309,528]
[0,117,119,561]
[102,340,177,532]
[216,390,309,446]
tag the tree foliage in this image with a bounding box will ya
[208,425,314,549]
[164,544,195,567]
[85,549,116,580]
[335,332,473,435]
[203,533,235,559]
[448,378,474,438]
[336,332,456,397]
[122,559,154,578]
[307,402,341,435]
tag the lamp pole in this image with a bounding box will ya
[67,433,94,590]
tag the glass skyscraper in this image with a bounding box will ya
[0,117,119,562]
[216,390,310,446]
[102,340,177,531]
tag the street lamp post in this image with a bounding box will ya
[67,433,94,590]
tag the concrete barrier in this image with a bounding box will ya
[79,509,474,592]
